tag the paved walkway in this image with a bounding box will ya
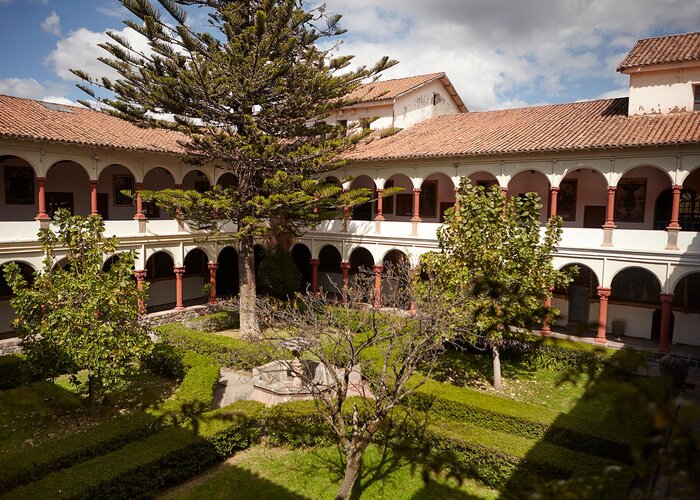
[212,368,255,408]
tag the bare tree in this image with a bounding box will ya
[255,264,456,500]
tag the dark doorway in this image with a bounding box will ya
[651,309,675,343]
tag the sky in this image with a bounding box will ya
[0,0,699,111]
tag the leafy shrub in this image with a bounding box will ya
[264,400,335,448]
[257,247,302,297]
[185,310,240,332]
[141,343,187,380]
[157,324,284,369]
[0,354,29,390]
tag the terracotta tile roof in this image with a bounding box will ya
[618,32,700,71]
[0,95,187,154]
[346,98,700,161]
[344,73,468,112]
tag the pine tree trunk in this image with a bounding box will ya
[238,234,259,336]
[492,343,503,391]
[336,450,363,500]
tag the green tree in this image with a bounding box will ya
[73,0,395,335]
[3,210,151,404]
[419,180,571,390]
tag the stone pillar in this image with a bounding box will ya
[340,261,351,304]
[373,264,383,309]
[208,261,218,305]
[375,189,385,221]
[90,180,98,216]
[595,287,611,344]
[411,188,422,223]
[134,182,146,220]
[310,258,320,294]
[666,185,682,250]
[174,266,185,311]
[658,293,674,353]
[134,269,147,315]
[549,186,559,218]
[602,186,616,247]
[35,177,49,222]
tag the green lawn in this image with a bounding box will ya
[0,372,177,457]
[163,445,499,500]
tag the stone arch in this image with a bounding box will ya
[0,261,35,296]
[96,161,139,181]
[144,164,178,183]
[382,173,413,219]
[145,251,175,280]
[182,169,212,193]
[216,172,238,188]
[290,243,312,291]
[508,170,550,222]
[47,157,92,177]
[184,248,209,276]
[46,160,91,217]
[0,153,39,176]
[672,272,700,313]
[558,167,608,226]
[102,253,134,273]
[610,267,661,305]
[142,167,176,219]
[318,244,342,272]
[382,249,409,267]
[53,256,71,271]
[97,164,136,220]
[614,163,674,185]
[349,247,375,274]
[217,246,239,297]
[421,172,455,222]
[0,155,39,221]
[557,262,601,289]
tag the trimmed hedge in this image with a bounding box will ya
[185,310,240,332]
[5,402,263,500]
[0,350,221,493]
[157,324,284,369]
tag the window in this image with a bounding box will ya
[694,85,700,111]
[420,180,438,218]
[4,165,35,205]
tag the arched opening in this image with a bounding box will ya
[467,171,498,189]
[559,168,608,227]
[382,249,410,308]
[421,173,455,222]
[46,161,90,217]
[616,165,671,230]
[671,272,700,345]
[216,172,238,188]
[382,173,412,221]
[143,167,176,219]
[554,263,599,329]
[0,261,35,335]
[184,248,209,304]
[54,257,71,271]
[349,247,374,275]
[318,245,342,294]
[97,164,135,220]
[610,267,661,340]
[182,170,211,193]
[217,246,239,298]
[507,170,550,223]
[145,251,175,310]
[0,155,38,221]
[655,188,700,231]
[290,243,312,292]
[103,254,127,273]
[349,175,375,221]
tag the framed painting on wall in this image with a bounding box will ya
[615,178,647,223]
[4,166,35,205]
[113,174,135,207]
[558,179,577,221]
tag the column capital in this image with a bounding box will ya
[672,184,683,192]
[660,293,674,304]
[173,266,186,276]
[373,264,383,273]
[207,261,218,271]
[596,286,612,299]
[340,262,351,271]
[310,258,320,266]
[134,269,147,280]
[606,186,617,193]
[89,179,98,187]
[549,186,560,192]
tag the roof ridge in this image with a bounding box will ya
[462,97,628,115]
[0,93,89,112]
[632,31,700,43]
[361,72,445,85]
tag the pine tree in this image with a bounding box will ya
[73,0,395,335]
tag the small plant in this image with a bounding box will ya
[380,126,402,138]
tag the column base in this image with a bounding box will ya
[601,225,615,247]
[35,216,50,229]
[137,219,147,233]
[175,306,186,311]
[540,326,551,335]
[657,344,670,353]
[594,336,608,344]
[411,221,419,236]
[374,219,382,234]
[665,227,679,250]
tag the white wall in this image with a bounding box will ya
[143,168,175,220]
[607,304,655,339]
[0,161,39,221]
[97,164,137,220]
[46,162,90,216]
[673,312,700,346]
[628,65,700,115]
[394,80,459,129]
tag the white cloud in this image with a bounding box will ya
[45,26,151,82]
[0,77,46,98]
[41,11,61,37]
[41,95,80,106]
[323,0,700,110]
[594,87,630,100]
[96,5,128,19]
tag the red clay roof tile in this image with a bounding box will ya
[618,32,700,71]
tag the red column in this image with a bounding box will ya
[134,269,147,315]
[595,287,611,343]
[549,186,559,219]
[310,258,320,294]
[454,188,460,214]
[174,266,185,310]
[90,180,98,215]
[541,292,553,335]
[375,189,385,221]
[604,187,616,228]
[411,188,422,222]
[500,186,508,197]
[35,177,49,221]
[373,264,383,309]
[340,262,351,304]
[668,185,682,230]
[658,293,674,352]
[208,261,218,305]
[134,182,146,220]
